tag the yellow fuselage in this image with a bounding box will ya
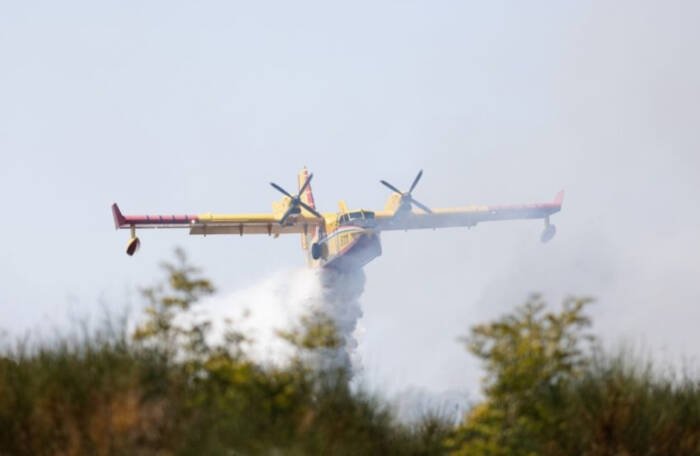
[307,211,382,270]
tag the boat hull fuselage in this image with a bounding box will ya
[314,226,382,271]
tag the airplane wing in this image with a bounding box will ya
[111,204,323,236]
[374,191,564,231]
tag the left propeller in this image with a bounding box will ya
[270,173,323,225]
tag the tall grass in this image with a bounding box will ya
[549,352,700,455]
[0,319,452,455]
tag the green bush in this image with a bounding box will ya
[448,295,700,456]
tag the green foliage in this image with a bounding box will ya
[448,295,595,455]
[448,295,700,456]
[549,352,700,455]
[468,295,594,394]
[0,325,177,455]
[132,247,215,360]
[277,310,342,352]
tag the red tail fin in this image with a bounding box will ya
[111,203,126,229]
[298,167,316,211]
[553,190,565,207]
[297,168,317,252]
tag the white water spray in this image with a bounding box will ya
[189,267,366,373]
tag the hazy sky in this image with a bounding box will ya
[1,1,699,395]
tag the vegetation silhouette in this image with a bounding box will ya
[0,251,698,455]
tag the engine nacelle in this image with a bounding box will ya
[540,224,556,243]
[311,242,328,260]
[126,236,141,256]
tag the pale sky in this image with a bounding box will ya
[1,1,699,396]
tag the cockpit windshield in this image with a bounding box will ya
[338,210,376,226]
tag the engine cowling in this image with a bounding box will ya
[126,236,141,256]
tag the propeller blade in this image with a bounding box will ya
[299,201,322,218]
[380,180,403,195]
[297,173,313,197]
[270,182,293,198]
[410,198,433,214]
[409,169,423,194]
[279,206,295,225]
[381,171,431,214]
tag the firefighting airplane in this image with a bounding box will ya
[112,169,563,270]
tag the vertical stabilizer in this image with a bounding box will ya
[298,167,317,252]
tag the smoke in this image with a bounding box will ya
[188,267,366,373]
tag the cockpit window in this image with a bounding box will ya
[339,210,376,226]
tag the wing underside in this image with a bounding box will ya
[375,191,564,231]
[111,204,322,236]
[188,220,319,236]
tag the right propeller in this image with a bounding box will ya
[380,169,433,214]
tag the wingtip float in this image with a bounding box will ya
[112,169,564,267]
